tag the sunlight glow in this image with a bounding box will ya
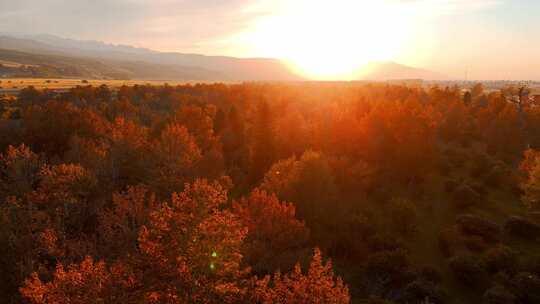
[233,0,416,80]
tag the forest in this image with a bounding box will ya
[1,82,540,303]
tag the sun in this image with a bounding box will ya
[232,0,414,80]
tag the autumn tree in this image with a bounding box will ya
[0,162,96,301]
[65,136,111,187]
[26,164,99,262]
[249,101,277,185]
[0,144,42,200]
[136,179,250,303]
[214,107,226,135]
[372,99,436,184]
[0,196,39,303]
[252,248,350,304]
[22,101,107,157]
[463,91,472,106]
[274,108,309,159]
[261,150,337,224]
[4,81,537,303]
[233,189,309,273]
[471,83,484,99]
[20,257,114,304]
[20,256,140,304]
[98,185,157,259]
[476,97,526,159]
[148,123,201,197]
[172,104,217,150]
[172,104,225,179]
[107,117,149,188]
[222,105,249,189]
[520,149,540,210]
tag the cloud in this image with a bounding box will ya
[0,0,262,53]
[0,0,506,55]
[390,0,503,15]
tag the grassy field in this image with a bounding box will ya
[0,78,220,94]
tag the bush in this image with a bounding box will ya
[483,284,516,304]
[330,215,376,257]
[365,250,412,292]
[457,214,500,243]
[469,152,492,179]
[9,109,21,120]
[449,254,488,288]
[366,250,409,278]
[464,235,489,252]
[419,266,443,284]
[389,199,418,236]
[368,234,404,252]
[348,214,376,240]
[471,182,488,197]
[440,161,452,177]
[513,272,540,304]
[524,255,540,277]
[365,296,396,304]
[504,216,540,240]
[484,164,509,188]
[446,149,466,168]
[402,279,447,304]
[444,179,458,193]
[483,245,517,274]
[528,211,540,223]
[452,184,482,209]
[438,228,459,257]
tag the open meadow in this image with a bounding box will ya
[0,78,217,94]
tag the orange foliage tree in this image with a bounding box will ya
[148,123,201,197]
[233,189,309,273]
[252,248,350,304]
[135,179,250,303]
[0,144,42,199]
[98,185,157,259]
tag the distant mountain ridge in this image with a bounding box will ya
[0,48,222,80]
[357,61,449,81]
[24,34,157,55]
[0,33,447,81]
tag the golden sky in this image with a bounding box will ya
[1,0,539,80]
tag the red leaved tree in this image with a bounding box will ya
[233,189,309,273]
[252,248,350,304]
[136,179,250,303]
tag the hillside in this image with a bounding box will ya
[0,34,446,81]
[0,48,223,80]
[357,61,449,81]
[0,35,300,81]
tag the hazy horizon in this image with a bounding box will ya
[1,0,540,80]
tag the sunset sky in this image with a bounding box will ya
[1,0,539,80]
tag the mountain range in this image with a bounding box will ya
[0,34,447,81]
